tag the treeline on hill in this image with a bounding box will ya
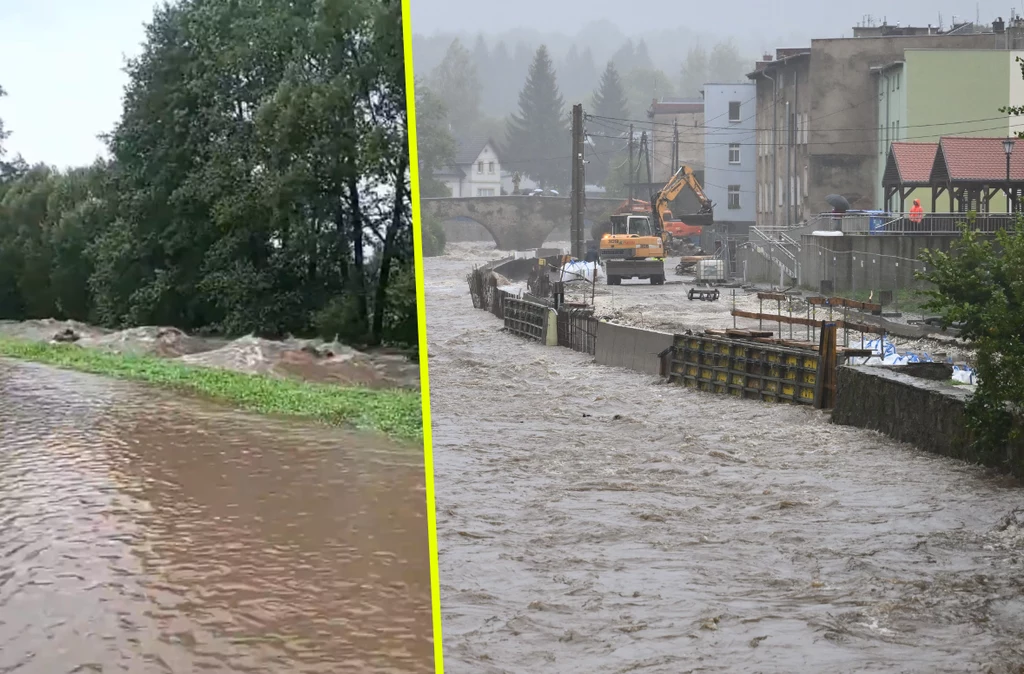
[414,34,749,246]
[0,0,416,349]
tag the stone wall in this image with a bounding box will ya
[832,365,1024,478]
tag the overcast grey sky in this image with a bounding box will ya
[0,0,155,169]
[411,0,1011,40]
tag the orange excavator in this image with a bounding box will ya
[656,165,714,249]
[592,166,715,285]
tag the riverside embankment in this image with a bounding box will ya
[428,242,1024,674]
[0,320,421,440]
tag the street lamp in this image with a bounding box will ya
[1004,138,1016,213]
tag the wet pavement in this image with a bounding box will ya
[427,243,1024,674]
[0,359,432,673]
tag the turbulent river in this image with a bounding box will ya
[427,244,1024,674]
[0,359,432,673]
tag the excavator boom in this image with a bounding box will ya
[653,165,714,237]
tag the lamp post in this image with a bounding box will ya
[1003,138,1015,213]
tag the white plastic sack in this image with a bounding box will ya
[558,260,600,284]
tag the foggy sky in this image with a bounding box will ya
[0,1,155,169]
[411,0,1011,43]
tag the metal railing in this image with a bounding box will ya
[805,212,1020,235]
[749,227,799,280]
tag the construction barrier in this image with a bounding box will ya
[557,307,598,355]
[666,333,822,405]
[503,297,547,341]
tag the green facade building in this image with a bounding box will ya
[874,49,1024,211]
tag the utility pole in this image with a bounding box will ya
[571,103,585,260]
[673,119,679,171]
[764,71,778,228]
[786,100,792,228]
[642,131,654,204]
[628,123,635,208]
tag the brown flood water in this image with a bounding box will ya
[427,245,1024,674]
[0,359,432,673]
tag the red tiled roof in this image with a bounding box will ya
[935,136,1024,182]
[891,142,937,183]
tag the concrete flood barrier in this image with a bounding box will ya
[594,322,673,376]
[831,365,1024,478]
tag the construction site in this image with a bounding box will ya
[427,90,1024,671]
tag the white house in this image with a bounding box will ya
[440,136,502,197]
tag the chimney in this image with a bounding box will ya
[995,17,1006,33]
[763,52,773,61]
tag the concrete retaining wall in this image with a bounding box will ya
[594,322,673,375]
[797,233,989,294]
[832,365,1024,478]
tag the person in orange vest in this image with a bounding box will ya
[909,198,924,224]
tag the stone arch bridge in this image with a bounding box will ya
[421,196,623,250]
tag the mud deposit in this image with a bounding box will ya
[0,359,432,673]
[0,319,419,389]
[427,243,1024,674]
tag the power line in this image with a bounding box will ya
[585,121,1016,148]
[588,109,1018,135]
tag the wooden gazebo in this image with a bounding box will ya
[882,142,937,212]
[929,136,1024,213]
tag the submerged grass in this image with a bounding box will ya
[0,337,422,442]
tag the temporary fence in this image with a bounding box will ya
[556,306,598,355]
[503,297,547,341]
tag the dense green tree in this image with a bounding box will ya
[610,39,654,75]
[428,39,481,134]
[0,0,416,349]
[678,45,709,98]
[415,83,456,198]
[623,68,676,120]
[0,85,7,157]
[558,45,599,105]
[917,219,1024,456]
[420,214,447,257]
[588,62,629,186]
[708,41,747,85]
[505,45,569,190]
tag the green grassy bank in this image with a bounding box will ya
[0,337,422,442]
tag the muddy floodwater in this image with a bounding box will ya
[427,243,1024,674]
[0,359,432,673]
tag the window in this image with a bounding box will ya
[477,188,495,197]
[488,161,495,174]
[803,166,808,196]
[728,185,741,209]
[796,175,802,206]
[477,161,483,174]
[729,101,741,122]
[728,143,741,164]
[778,178,783,206]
